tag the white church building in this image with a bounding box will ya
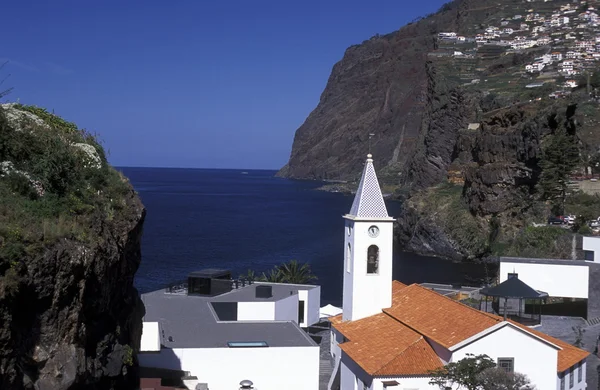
[328,154,589,390]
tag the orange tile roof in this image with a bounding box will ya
[334,282,589,376]
[335,312,442,376]
[328,314,343,325]
[384,284,503,348]
[508,320,590,372]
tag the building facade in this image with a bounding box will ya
[329,155,589,390]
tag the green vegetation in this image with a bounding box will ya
[0,104,132,277]
[538,109,580,215]
[243,260,318,284]
[122,344,133,366]
[429,353,534,390]
[414,183,489,258]
[497,226,572,259]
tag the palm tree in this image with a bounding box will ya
[275,260,318,284]
[259,268,285,283]
[241,269,257,282]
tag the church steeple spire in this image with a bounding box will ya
[348,154,390,219]
[342,154,394,322]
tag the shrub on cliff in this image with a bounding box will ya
[0,104,132,263]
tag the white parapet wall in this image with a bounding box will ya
[139,345,319,390]
[583,236,600,262]
[499,258,589,299]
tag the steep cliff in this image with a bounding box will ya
[280,0,600,259]
[0,104,145,390]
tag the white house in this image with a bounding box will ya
[139,270,321,390]
[497,236,600,321]
[328,155,589,390]
[565,79,579,88]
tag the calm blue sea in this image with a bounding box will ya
[119,167,489,306]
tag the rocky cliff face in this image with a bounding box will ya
[276,0,508,182]
[279,0,600,259]
[0,104,145,389]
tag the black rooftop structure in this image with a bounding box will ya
[188,269,233,296]
[481,276,549,299]
[479,275,548,325]
[188,269,231,279]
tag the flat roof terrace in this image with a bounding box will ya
[141,284,317,349]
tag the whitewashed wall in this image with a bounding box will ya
[556,361,587,390]
[343,219,394,321]
[583,237,600,262]
[237,301,275,321]
[452,325,558,390]
[139,345,319,390]
[371,376,437,390]
[307,286,321,326]
[274,293,298,322]
[499,261,589,298]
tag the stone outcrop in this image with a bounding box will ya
[0,194,146,390]
[0,104,146,389]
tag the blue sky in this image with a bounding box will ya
[1,1,448,169]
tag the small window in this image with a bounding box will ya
[298,300,305,324]
[570,367,574,388]
[346,243,351,273]
[507,273,518,279]
[561,374,565,390]
[227,341,268,348]
[585,250,595,261]
[498,358,514,373]
[367,245,379,274]
[578,363,583,382]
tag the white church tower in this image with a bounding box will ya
[342,154,395,322]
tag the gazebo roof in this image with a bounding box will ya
[481,277,548,299]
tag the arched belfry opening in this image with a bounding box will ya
[367,245,379,274]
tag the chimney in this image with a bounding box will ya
[255,285,272,299]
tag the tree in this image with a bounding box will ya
[259,268,284,283]
[538,109,580,215]
[478,367,536,390]
[429,354,536,390]
[256,260,318,284]
[429,354,496,390]
[572,326,585,348]
[275,259,318,284]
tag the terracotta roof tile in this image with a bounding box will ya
[328,314,343,325]
[375,338,443,376]
[334,281,589,376]
[335,312,442,376]
[384,284,503,348]
[508,320,590,372]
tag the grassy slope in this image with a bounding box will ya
[0,104,132,290]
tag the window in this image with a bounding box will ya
[298,300,305,324]
[346,243,351,273]
[507,272,518,279]
[585,250,595,261]
[497,358,514,373]
[570,367,574,388]
[367,245,379,274]
[578,363,583,382]
[227,341,268,348]
[560,373,565,390]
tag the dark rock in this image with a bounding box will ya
[0,185,145,390]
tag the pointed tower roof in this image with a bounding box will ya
[347,154,392,220]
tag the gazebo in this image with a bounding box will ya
[480,275,548,326]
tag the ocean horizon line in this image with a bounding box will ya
[115,166,280,172]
